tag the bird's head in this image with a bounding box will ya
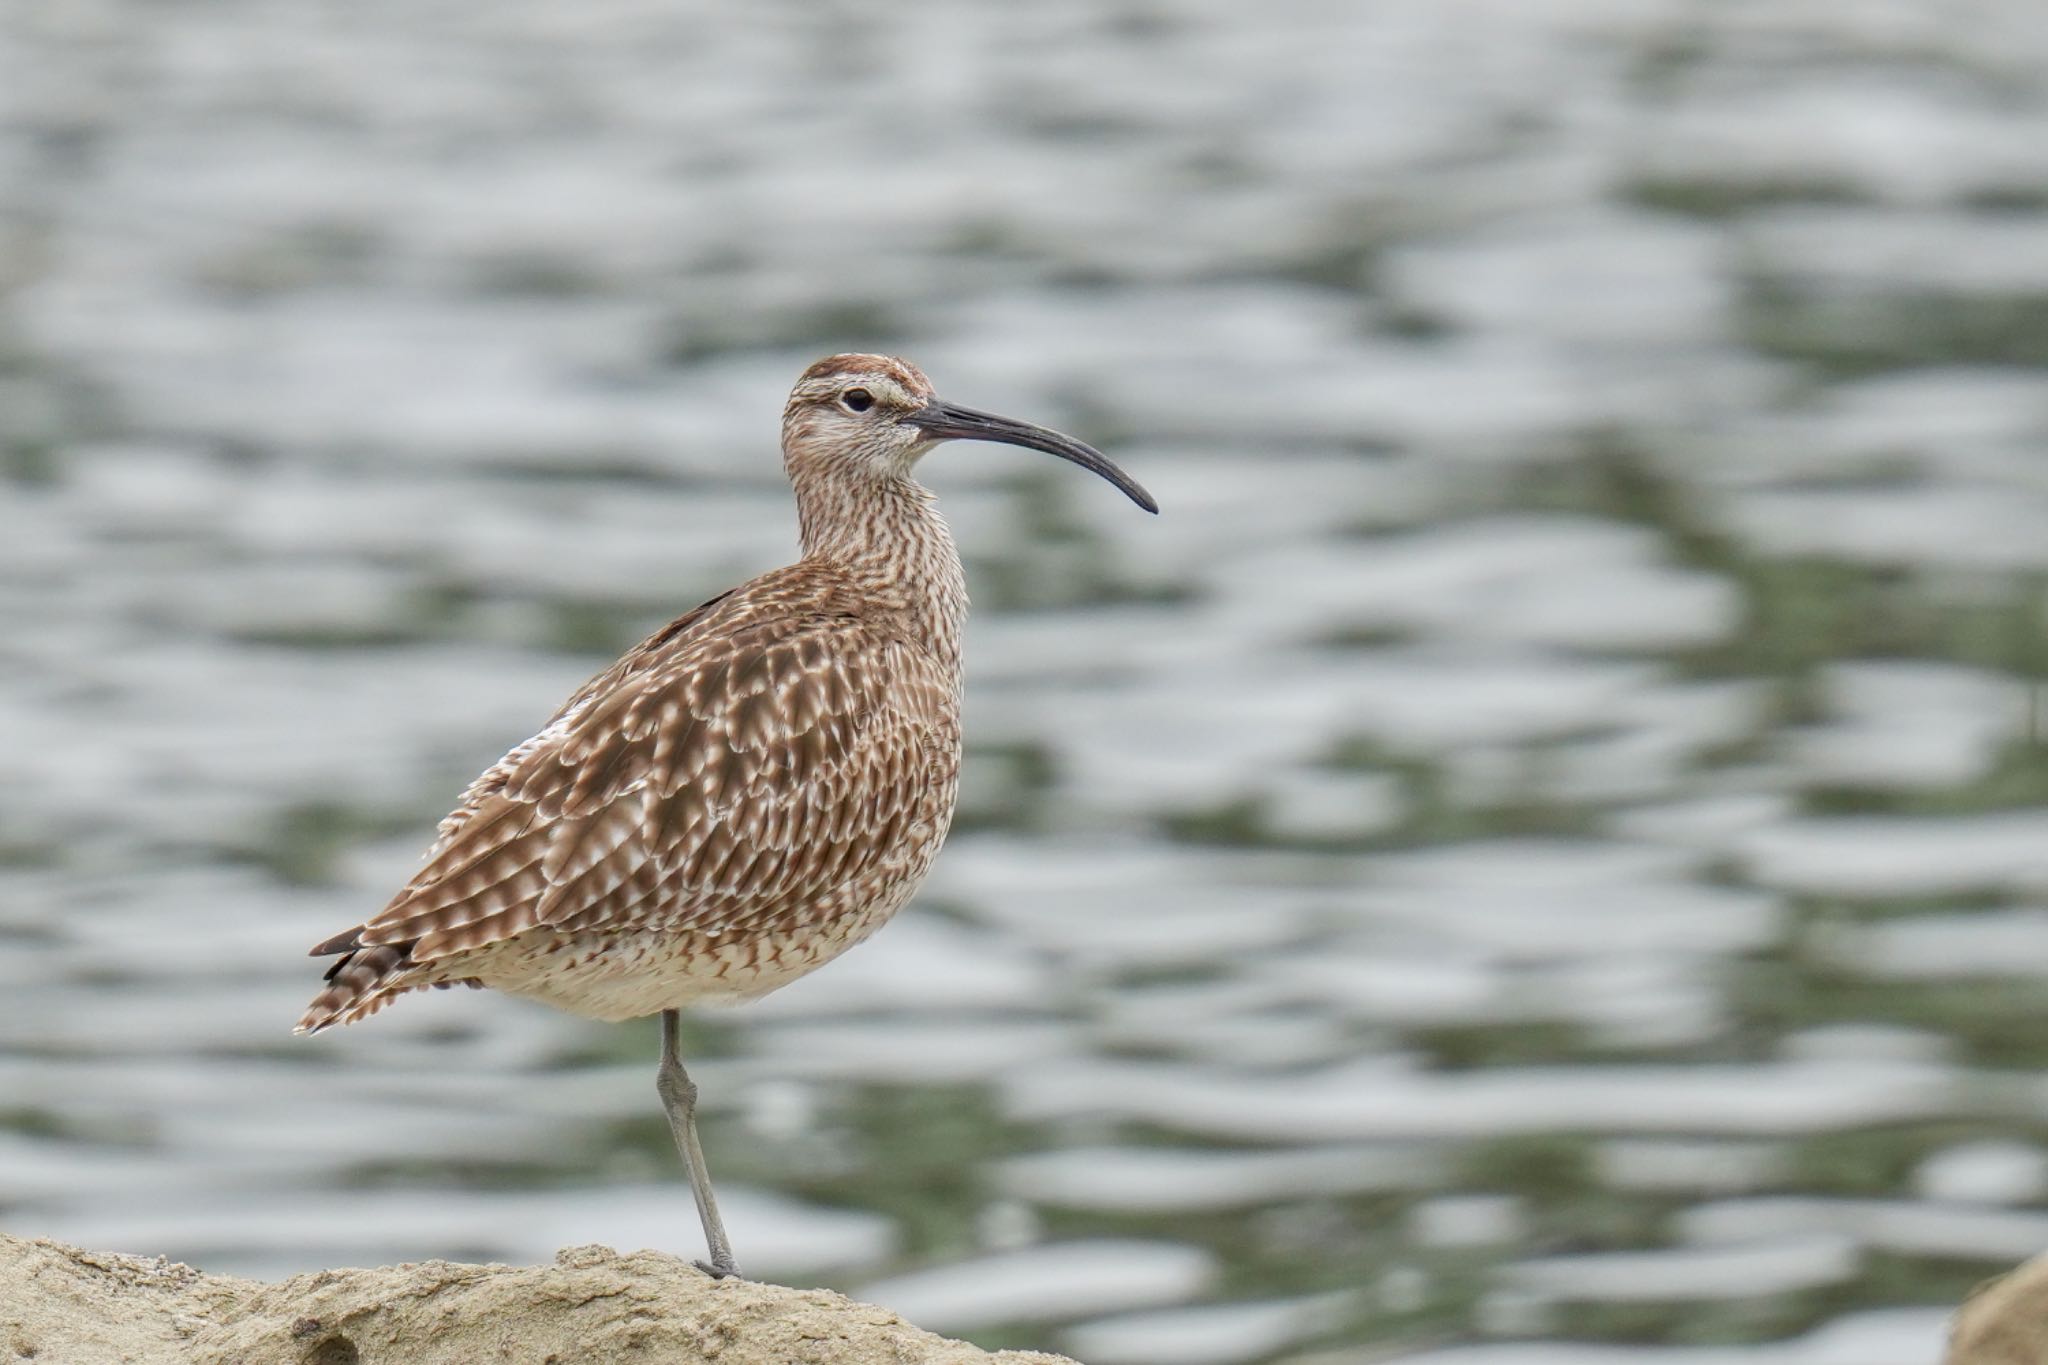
[780,354,1157,513]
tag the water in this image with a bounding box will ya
[4,1,2048,1360]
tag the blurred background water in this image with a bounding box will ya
[6,1,2048,1360]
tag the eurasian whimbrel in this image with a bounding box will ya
[296,354,1155,1278]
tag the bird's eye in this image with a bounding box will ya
[840,388,873,413]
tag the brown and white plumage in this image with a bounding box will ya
[294,353,1154,1275]
[299,566,963,1028]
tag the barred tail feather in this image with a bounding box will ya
[297,933,488,1033]
[295,942,419,1033]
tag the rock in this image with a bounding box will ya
[0,1232,1080,1365]
[1947,1254,2048,1365]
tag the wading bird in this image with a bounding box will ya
[297,354,1155,1277]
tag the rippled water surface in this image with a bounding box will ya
[7,2,2048,1360]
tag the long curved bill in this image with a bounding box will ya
[903,400,1158,513]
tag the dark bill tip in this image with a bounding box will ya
[903,400,1158,514]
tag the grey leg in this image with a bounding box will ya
[656,1009,740,1278]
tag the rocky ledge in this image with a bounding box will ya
[1949,1252,2048,1365]
[0,1232,1078,1365]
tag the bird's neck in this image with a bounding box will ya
[795,472,968,669]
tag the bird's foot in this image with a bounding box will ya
[696,1255,742,1280]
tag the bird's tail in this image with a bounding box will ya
[296,939,420,1034]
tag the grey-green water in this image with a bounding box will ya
[8,2,2048,1361]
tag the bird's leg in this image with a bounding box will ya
[656,1008,741,1279]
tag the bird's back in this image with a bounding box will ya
[297,558,963,1030]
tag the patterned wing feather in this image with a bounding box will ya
[416,588,738,859]
[350,603,949,968]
